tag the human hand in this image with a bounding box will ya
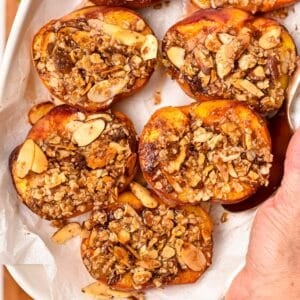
[225,129,300,300]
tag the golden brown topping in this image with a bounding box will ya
[32,7,158,111]
[10,105,137,220]
[139,101,273,205]
[191,0,298,13]
[90,0,161,8]
[162,8,297,115]
[81,192,213,290]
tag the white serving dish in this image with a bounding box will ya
[1,1,299,299]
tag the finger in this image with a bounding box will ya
[225,268,251,300]
[280,128,300,205]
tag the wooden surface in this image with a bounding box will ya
[6,0,19,40]
[4,268,31,300]
[4,0,31,298]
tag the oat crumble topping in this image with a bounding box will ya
[162,14,296,115]
[193,0,282,12]
[32,9,157,110]
[140,105,273,203]
[11,107,137,220]
[82,202,212,289]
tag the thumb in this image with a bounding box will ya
[279,128,300,206]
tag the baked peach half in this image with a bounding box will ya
[192,0,299,13]
[90,0,161,8]
[139,100,273,205]
[81,183,213,291]
[162,8,297,116]
[9,105,138,220]
[32,6,158,112]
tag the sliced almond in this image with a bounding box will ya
[31,143,48,174]
[86,113,112,122]
[216,43,236,79]
[82,281,144,299]
[238,54,257,71]
[137,258,161,270]
[28,102,55,125]
[167,47,185,69]
[114,30,145,46]
[218,33,235,45]
[101,22,145,46]
[259,26,281,50]
[66,120,85,132]
[72,119,105,147]
[15,139,35,178]
[130,182,158,208]
[141,34,158,61]
[180,243,207,272]
[51,222,82,244]
[87,78,128,104]
[234,79,264,98]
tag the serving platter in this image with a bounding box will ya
[1,0,299,299]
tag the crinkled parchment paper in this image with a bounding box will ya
[0,1,299,299]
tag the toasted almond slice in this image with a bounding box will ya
[28,102,55,125]
[218,33,235,45]
[216,43,236,79]
[72,119,105,147]
[235,79,264,98]
[15,139,35,178]
[130,182,158,208]
[101,22,145,46]
[180,243,207,272]
[86,113,113,122]
[137,258,161,270]
[141,34,158,61]
[87,79,128,104]
[167,47,185,69]
[31,142,48,174]
[51,222,82,244]
[114,30,145,46]
[259,26,281,50]
[66,120,85,132]
[82,281,144,299]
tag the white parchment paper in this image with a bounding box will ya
[0,1,299,299]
